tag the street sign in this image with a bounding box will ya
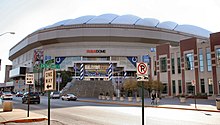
[25,73,34,85]
[136,62,149,81]
[137,62,148,76]
[137,75,149,81]
[44,70,56,91]
[40,64,60,69]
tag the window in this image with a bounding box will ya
[153,56,157,76]
[160,57,167,72]
[200,79,205,93]
[172,80,176,94]
[206,48,212,71]
[178,80,182,94]
[162,83,167,94]
[185,53,194,70]
[198,48,204,72]
[208,78,213,94]
[171,53,175,74]
[177,52,181,74]
[216,48,220,66]
[186,82,194,94]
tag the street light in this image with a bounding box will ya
[0,32,15,36]
[57,73,61,92]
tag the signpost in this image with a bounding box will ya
[191,79,197,109]
[25,73,34,117]
[44,70,56,125]
[136,62,149,125]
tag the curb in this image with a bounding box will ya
[0,117,48,124]
[78,99,220,113]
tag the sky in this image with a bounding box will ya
[0,0,220,83]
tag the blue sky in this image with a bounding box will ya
[0,0,220,83]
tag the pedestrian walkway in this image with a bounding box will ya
[0,108,47,124]
[78,97,220,112]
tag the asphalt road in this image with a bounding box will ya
[11,96,220,125]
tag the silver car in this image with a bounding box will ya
[1,92,13,100]
[61,94,77,101]
[50,91,60,99]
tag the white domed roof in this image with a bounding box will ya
[40,13,211,37]
[135,18,159,27]
[87,14,118,24]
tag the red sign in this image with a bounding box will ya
[137,62,148,76]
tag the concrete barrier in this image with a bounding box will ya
[3,101,13,112]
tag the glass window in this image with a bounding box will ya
[153,56,157,76]
[178,80,182,94]
[160,57,167,72]
[198,48,204,72]
[208,78,213,94]
[172,80,176,94]
[171,53,175,74]
[186,82,194,94]
[162,83,167,94]
[185,53,194,70]
[200,79,205,93]
[216,48,220,66]
[206,48,212,71]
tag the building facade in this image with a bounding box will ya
[7,14,219,96]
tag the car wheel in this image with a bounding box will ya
[62,98,64,100]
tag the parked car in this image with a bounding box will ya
[22,92,40,104]
[1,92,13,100]
[61,93,77,101]
[15,92,23,97]
[50,91,60,99]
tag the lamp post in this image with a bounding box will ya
[57,73,61,92]
[0,32,15,36]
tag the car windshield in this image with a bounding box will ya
[53,92,60,94]
[25,92,39,96]
[3,92,12,94]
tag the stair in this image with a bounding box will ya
[61,80,114,97]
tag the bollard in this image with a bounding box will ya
[3,101,13,112]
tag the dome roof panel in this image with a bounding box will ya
[157,21,178,30]
[135,18,159,27]
[87,14,119,24]
[64,15,95,25]
[111,14,141,25]
[174,25,211,38]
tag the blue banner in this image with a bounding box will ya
[127,57,137,67]
[55,57,66,65]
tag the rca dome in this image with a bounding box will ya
[9,14,220,96]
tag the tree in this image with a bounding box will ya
[123,78,138,97]
[137,79,163,97]
[58,71,73,90]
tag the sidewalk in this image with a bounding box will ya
[0,108,47,124]
[78,97,220,112]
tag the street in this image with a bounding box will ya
[11,96,220,125]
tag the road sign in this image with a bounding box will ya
[136,62,148,76]
[44,70,56,91]
[40,64,60,69]
[137,75,149,81]
[25,73,34,85]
